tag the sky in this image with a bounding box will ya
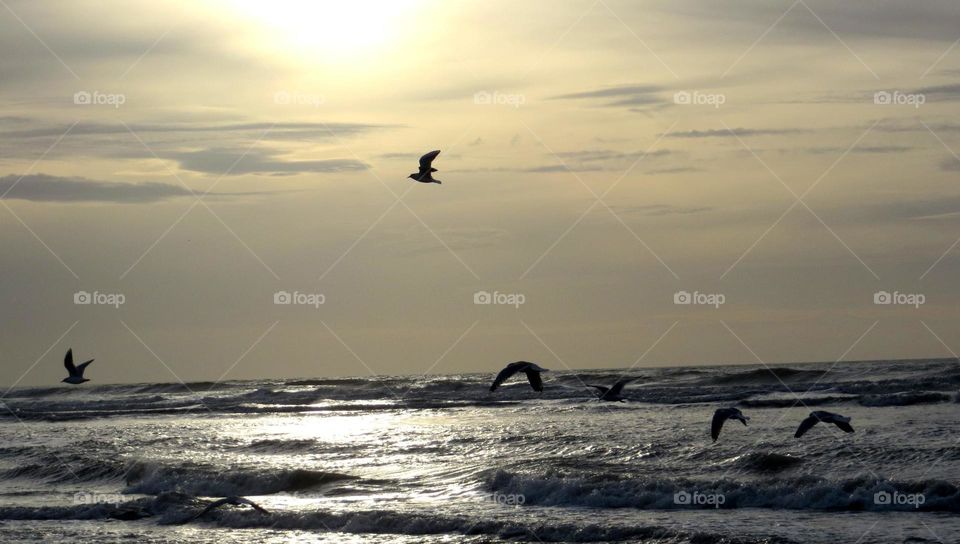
[2,0,960,387]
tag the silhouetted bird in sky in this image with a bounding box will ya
[795,411,854,438]
[408,149,442,184]
[489,361,548,392]
[62,348,93,384]
[711,407,749,441]
[586,378,635,402]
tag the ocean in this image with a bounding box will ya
[0,359,958,543]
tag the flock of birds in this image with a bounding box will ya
[487,360,856,441]
[54,153,852,520]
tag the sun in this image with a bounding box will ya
[227,0,425,59]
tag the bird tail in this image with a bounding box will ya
[434,180,442,184]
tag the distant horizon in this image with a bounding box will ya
[6,353,956,392]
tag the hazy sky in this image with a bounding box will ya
[2,0,960,387]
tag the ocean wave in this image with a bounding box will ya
[124,463,359,496]
[706,367,829,386]
[728,452,804,473]
[0,495,796,543]
[858,392,953,407]
[233,438,320,454]
[485,470,960,512]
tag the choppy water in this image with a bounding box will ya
[0,359,958,543]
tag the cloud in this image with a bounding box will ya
[666,127,809,138]
[644,166,701,175]
[0,174,197,203]
[169,148,368,176]
[1,121,386,140]
[940,158,960,171]
[613,204,714,216]
[803,145,913,155]
[550,84,667,108]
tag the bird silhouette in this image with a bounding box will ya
[408,150,442,184]
[62,348,93,384]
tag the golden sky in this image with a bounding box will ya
[2,0,960,386]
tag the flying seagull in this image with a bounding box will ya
[795,410,854,438]
[489,361,549,392]
[586,378,634,402]
[408,149,442,184]
[186,496,269,523]
[711,407,749,441]
[62,348,94,384]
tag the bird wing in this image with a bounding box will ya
[586,384,609,394]
[795,415,819,438]
[489,365,520,392]
[64,349,76,374]
[609,379,633,395]
[524,369,544,392]
[76,359,94,376]
[711,410,728,441]
[234,497,270,514]
[188,498,231,522]
[834,420,855,434]
[418,150,441,170]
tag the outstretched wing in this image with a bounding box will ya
[794,415,819,438]
[711,410,728,441]
[524,369,544,392]
[187,498,231,522]
[418,150,441,172]
[834,420,855,434]
[76,359,94,376]
[609,378,634,396]
[64,349,76,374]
[586,384,609,394]
[234,497,270,514]
[489,364,520,392]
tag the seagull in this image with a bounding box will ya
[186,496,269,523]
[408,150,442,184]
[586,378,634,402]
[795,410,854,438]
[61,348,93,384]
[489,361,549,393]
[711,407,749,441]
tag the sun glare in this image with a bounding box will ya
[227,0,425,59]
